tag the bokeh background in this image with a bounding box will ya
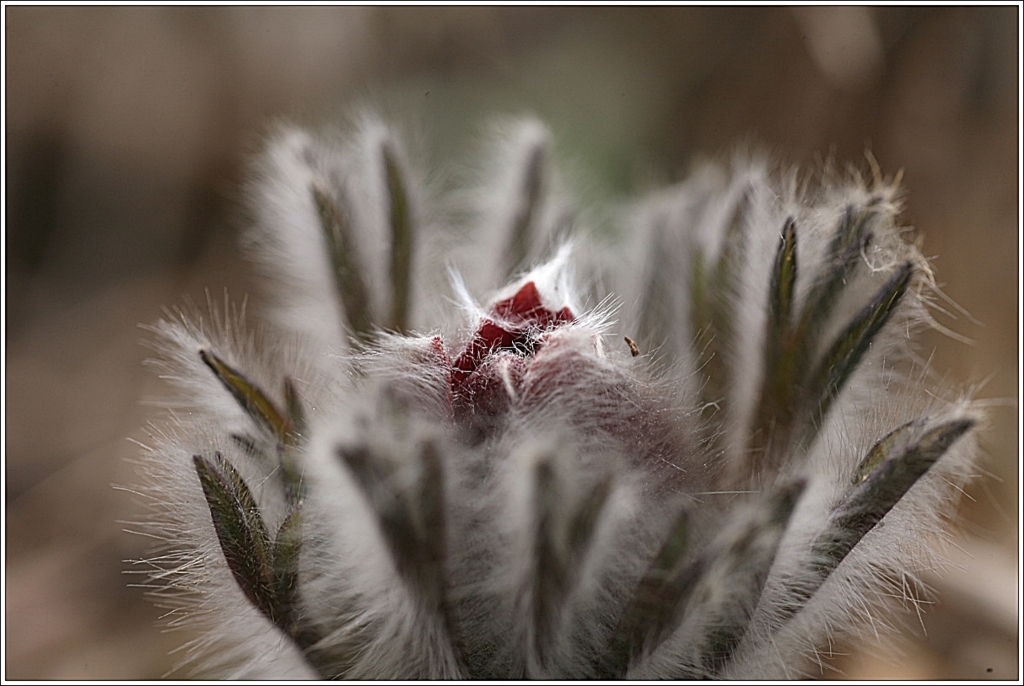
[5,6,1018,679]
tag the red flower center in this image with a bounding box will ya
[449,281,574,410]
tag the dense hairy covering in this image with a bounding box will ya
[131,115,979,679]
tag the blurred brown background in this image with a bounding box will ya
[4,6,1018,679]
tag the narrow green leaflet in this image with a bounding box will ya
[272,507,304,633]
[195,454,334,676]
[283,376,307,441]
[749,218,800,471]
[796,203,877,344]
[382,141,414,333]
[336,441,449,611]
[530,458,564,669]
[336,444,400,553]
[280,378,308,504]
[193,453,275,620]
[505,142,547,279]
[700,481,803,677]
[200,349,289,441]
[774,418,974,625]
[601,506,692,677]
[806,260,913,430]
[768,218,798,337]
[852,416,929,485]
[814,418,973,568]
[567,476,612,566]
[610,481,802,679]
[312,184,374,340]
[528,460,612,672]
[690,188,750,423]
[267,505,338,680]
[201,350,307,505]
[745,207,911,473]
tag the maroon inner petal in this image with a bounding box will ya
[450,281,575,392]
[492,280,574,327]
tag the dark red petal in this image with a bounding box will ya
[450,281,576,400]
[493,281,546,324]
[451,320,516,384]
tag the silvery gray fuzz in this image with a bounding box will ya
[131,115,979,679]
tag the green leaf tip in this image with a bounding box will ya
[199,349,307,488]
[769,217,798,334]
[782,416,976,621]
[825,416,972,562]
[852,416,930,485]
[200,349,289,441]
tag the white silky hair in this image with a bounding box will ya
[132,113,981,679]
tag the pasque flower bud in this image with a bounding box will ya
[132,116,979,679]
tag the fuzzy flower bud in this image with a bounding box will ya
[132,115,979,679]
